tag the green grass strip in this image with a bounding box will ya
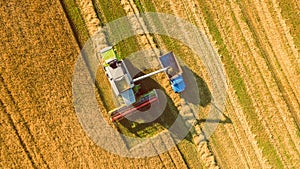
[60,0,90,46]
[277,0,300,49]
[96,0,140,58]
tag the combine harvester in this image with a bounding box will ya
[100,46,186,122]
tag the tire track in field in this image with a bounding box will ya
[270,0,300,72]
[219,21,287,167]
[251,0,300,127]
[171,0,270,167]
[210,0,296,166]
[242,0,300,127]
[6,0,113,167]
[0,76,49,169]
[255,0,300,153]
[0,80,51,169]
[0,1,78,167]
[205,0,300,167]
[245,8,300,168]
[158,0,240,167]
[180,0,290,167]
[0,99,36,169]
[236,0,300,158]
[213,11,288,166]
[156,0,288,166]
[225,90,268,168]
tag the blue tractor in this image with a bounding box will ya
[159,52,186,93]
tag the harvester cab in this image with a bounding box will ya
[100,46,136,105]
[100,46,186,123]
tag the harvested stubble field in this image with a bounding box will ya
[0,0,299,168]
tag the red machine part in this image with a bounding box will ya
[111,97,158,122]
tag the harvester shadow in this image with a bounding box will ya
[181,65,232,125]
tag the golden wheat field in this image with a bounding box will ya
[0,0,299,168]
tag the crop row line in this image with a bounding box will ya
[207,0,300,166]
[0,99,37,169]
[178,0,269,167]
[237,0,300,156]
[214,0,296,166]
[0,75,50,168]
[193,0,290,166]
[250,0,300,128]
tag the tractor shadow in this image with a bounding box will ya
[181,65,212,107]
[181,65,232,124]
